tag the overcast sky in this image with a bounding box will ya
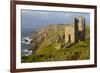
[21,9,90,29]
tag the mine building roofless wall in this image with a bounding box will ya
[65,16,85,44]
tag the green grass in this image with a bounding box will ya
[21,24,90,63]
[21,39,90,62]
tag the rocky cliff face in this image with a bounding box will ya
[21,24,90,62]
[31,23,89,52]
[31,24,67,51]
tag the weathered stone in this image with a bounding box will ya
[65,16,85,44]
[65,25,75,43]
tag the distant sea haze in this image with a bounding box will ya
[21,27,37,37]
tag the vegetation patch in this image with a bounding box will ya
[21,25,90,63]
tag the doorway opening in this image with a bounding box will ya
[68,34,71,43]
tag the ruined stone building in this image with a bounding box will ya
[65,16,86,43]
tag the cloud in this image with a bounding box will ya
[64,14,71,17]
[22,9,72,20]
[21,9,90,27]
[38,12,71,20]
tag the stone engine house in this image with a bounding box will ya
[65,16,86,43]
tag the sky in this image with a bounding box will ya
[21,9,90,29]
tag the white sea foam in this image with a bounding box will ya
[23,49,32,56]
[21,37,32,44]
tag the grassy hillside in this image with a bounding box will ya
[21,24,90,63]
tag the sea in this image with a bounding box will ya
[21,28,36,56]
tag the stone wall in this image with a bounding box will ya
[65,25,75,43]
[65,16,85,44]
[75,16,85,41]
